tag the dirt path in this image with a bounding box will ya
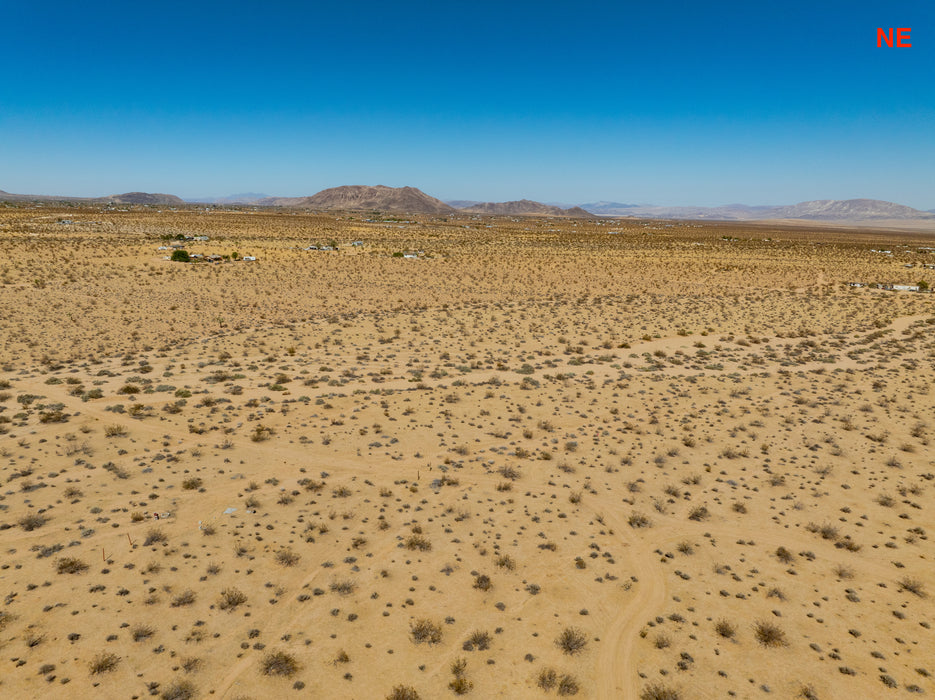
[593,504,667,700]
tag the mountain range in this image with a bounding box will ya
[2,186,932,222]
[452,199,592,217]
[595,199,935,221]
[0,190,185,205]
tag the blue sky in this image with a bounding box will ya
[1,0,932,207]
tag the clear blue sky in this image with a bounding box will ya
[1,0,932,207]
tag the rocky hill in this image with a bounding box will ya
[458,199,594,217]
[259,186,456,214]
[102,192,185,205]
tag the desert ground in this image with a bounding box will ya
[0,204,933,699]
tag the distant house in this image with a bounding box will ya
[848,282,864,288]
[403,253,418,259]
[243,256,257,261]
[351,240,364,246]
[893,284,921,292]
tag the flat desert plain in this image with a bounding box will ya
[0,205,933,700]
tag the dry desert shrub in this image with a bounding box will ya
[56,557,89,574]
[161,679,196,700]
[275,549,300,566]
[144,528,167,546]
[557,675,580,696]
[753,620,788,647]
[463,630,490,651]
[405,534,431,551]
[898,577,926,598]
[640,684,681,700]
[449,676,473,695]
[556,627,588,655]
[19,513,48,531]
[260,650,299,677]
[410,619,442,645]
[171,589,196,607]
[132,624,155,641]
[714,619,736,638]
[250,424,274,442]
[330,580,355,595]
[628,512,651,528]
[218,587,247,611]
[473,574,492,591]
[538,667,558,690]
[386,686,420,700]
[89,652,120,674]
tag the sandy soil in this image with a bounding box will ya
[0,204,933,699]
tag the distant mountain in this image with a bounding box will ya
[258,185,456,214]
[765,199,932,220]
[446,200,482,209]
[187,193,272,205]
[587,199,934,222]
[460,199,594,217]
[102,192,185,205]
[578,201,640,216]
[0,189,183,205]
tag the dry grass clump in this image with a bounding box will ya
[132,624,156,641]
[557,675,580,696]
[640,684,681,700]
[218,587,247,611]
[405,534,431,551]
[19,513,48,531]
[473,573,492,591]
[56,557,89,574]
[386,686,421,700]
[898,577,926,598]
[410,619,442,645]
[538,667,558,690]
[628,512,651,528]
[463,629,491,651]
[275,548,300,566]
[260,650,299,677]
[144,528,167,546]
[714,619,736,638]
[330,579,356,595]
[171,589,196,607]
[161,679,196,700]
[753,620,788,647]
[556,627,588,655]
[250,424,274,442]
[448,657,472,695]
[89,652,120,674]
